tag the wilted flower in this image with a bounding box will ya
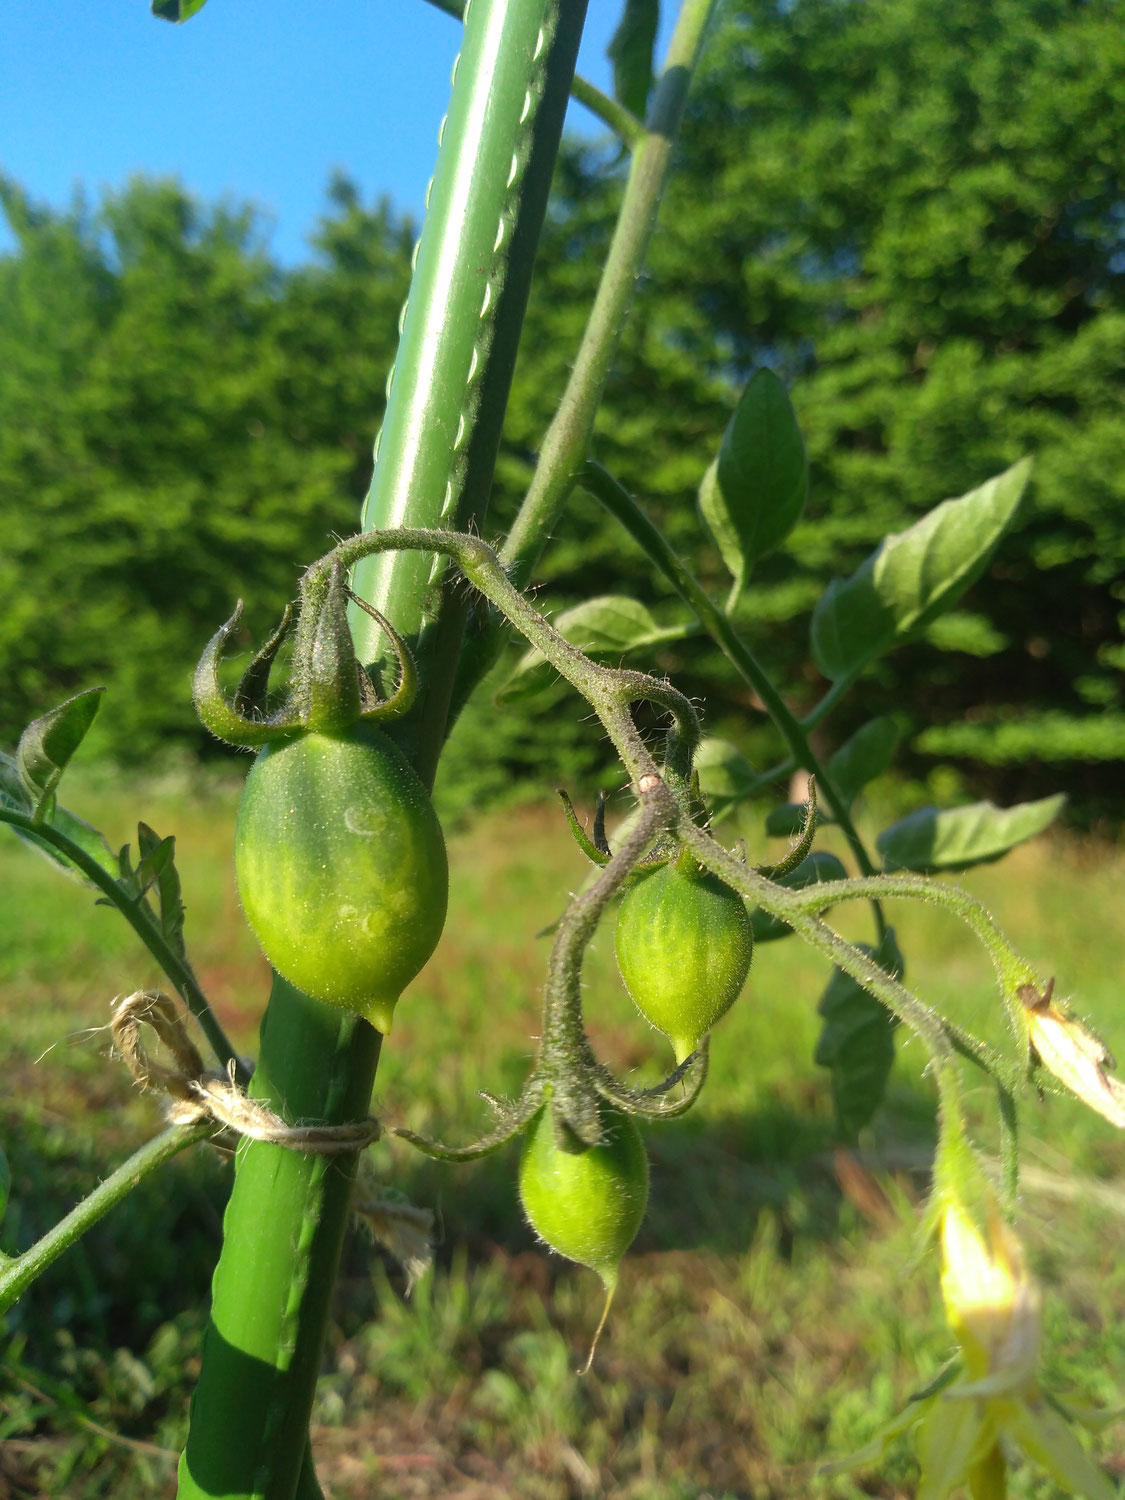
[1021,979,1125,1129]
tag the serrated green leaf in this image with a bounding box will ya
[698,369,808,599]
[751,850,846,943]
[499,596,695,704]
[814,929,904,1137]
[152,0,209,20]
[608,0,659,119]
[1,753,118,887]
[137,822,186,957]
[876,794,1064,873]
[16,689,104,815]
[826,717,900,810]
[810,459,1032,682]
[694,738,757,822]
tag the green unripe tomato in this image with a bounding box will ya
[519,1103,648,1290]
[615,859,753,1063]
[234,723,448,1034]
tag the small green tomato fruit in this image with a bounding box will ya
[519,1102,648,1291]
[615,859,753,1063]
[234,723,448,1034]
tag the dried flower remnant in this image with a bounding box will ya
[1020,979,1125,1129]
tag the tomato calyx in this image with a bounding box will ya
[194,560,416,748]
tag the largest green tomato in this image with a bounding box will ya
[234,724,448,1034]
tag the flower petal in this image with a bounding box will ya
[916,1395,991,1500]
[968,1440,1007,1500]
[1005,1399,1118,1500]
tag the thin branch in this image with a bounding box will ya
[0,1122,214,1312]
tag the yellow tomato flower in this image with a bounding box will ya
[826,1200,1119,1500]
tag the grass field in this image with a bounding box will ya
[2,768,1124,1498]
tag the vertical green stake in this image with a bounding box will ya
[178,3,586,1497]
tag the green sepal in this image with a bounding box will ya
[300,562,363,731]
[193,604,298,748]
[16,688,104,819]
[558,788,611,866]
[235,602,295,719]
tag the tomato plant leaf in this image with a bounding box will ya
[694,738,757,823]
[1,753,118,886]
[500,596,695,704]
[826,717,900,810]
[136,822,186,957]
[751,850,846,943]
[151,0,210,21]
[698,368,808,600]
[810,458,1032,682]
[608,0,659,120]
[877,794,1064,873]
[16,688,104,817]
[0,753,32,815]
[765,802,807,837]
[814,930,904,1138]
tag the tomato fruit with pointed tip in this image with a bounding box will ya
[234,723,448,1034]
[518,1101,648,1290]
[615,857,753,1063]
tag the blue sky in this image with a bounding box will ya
[1,2,664,265]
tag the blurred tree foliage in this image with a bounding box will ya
[2,0,1123,818]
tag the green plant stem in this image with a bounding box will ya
[178,979,380,1500]
[673,817,958,1076]
[326,528,701,782]
[179,7,589,1497]
[500,0,718,586]
[422,0,642,144]
[800,671,859,732]
[581,461,887,931]
[348,0,589,790]
[782,872,1040,1038]
[0,808,243,1081]
[0,1121,214,1314]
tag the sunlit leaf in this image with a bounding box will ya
[137,822,186,957]
[877,795,1064,873]
[608,0,659,119]
[499,596,695,704]
[16,688,104,814]
[151,0,210,20]
[699,368,807,599]
[810,460,1032,682]
[827,717,900,810]
[694,738,757,822]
